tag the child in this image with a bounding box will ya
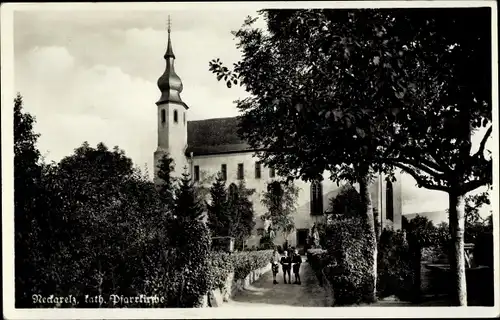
[280,250,292,284]
[270,248,281,284]
[292,249,302,284]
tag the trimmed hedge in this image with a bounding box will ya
[377,228,415,301]
[308,217,377,306]
[324,216,377,305]
[306,248,327,285]
[208,249,274,293]
[208,252,234,291]
[233,250,274,280]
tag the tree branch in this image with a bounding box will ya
[462,178,489,194]
[388,156,447,180]
[473,125,492,158]
[387,160,449,192]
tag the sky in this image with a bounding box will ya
[12,5,493,217]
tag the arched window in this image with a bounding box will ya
[161,109,166,124]
[310,180,323,216]
[173,110,178,123]
[386,181,394,221]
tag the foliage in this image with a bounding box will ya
[306,248,328,285]
[232,250,274,280]
[175,171,205,221]
[209,9,492,305]
[260,180,299,240]
[326,184,364,218]
[14,105,213,309]
[156,154,177,209]
[227,181,256,249]
[259,234,275,250]
[208,252,234,291]
[323,217,377,306]
[377,229,415,301]
[14,93,43,306]
[207,173,231,236]
[473,231,493,268]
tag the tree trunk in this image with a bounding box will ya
[358,171,378,302]
[448,190,467,306]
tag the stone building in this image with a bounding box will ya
[153,27,403,248]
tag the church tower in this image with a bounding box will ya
[154,17,188,183]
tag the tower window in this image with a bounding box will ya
[194,165,200,182]
[255,162,261,179]
[269,167,276,178]
[161,109,166,124]
[173,110,178,123]
[310,180,323,216]
[184,112,186,125]
[221,164,227,181]
[386,181,394,221]
[237,163,244,180]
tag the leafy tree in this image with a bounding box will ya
[14,93,44,306]
[209,8,492,305]
[227,181,256,249]
[175,171,205,221]
[327,184,364,218]
[207,173,231,236]
[261,180,299,244]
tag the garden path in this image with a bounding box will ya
[223,257,327,307]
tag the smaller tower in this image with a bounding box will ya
[154,16,189,183]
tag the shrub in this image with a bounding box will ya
[473,231,493,268]
[306,248,327,285]
[208,252,234,291]
[323,216,376,306]
[232,250,274,280]
[377,228,415,301]
[259,234,275,250]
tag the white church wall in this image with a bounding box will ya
[191,152,404,248]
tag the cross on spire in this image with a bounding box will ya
[167,15,171,34]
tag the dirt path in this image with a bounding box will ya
[223,258,327,307]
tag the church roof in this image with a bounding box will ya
[186,116,252,156]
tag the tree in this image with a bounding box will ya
[14,93,44,306]
[156,154,177,210]
[209,9,492,305]
[174,171,205,221]
[327,184,364,218]
[260,180,298,243]
[227,181,256,249]
[207,173,231,236]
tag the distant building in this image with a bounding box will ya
[153,27,403,248]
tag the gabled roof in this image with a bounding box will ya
[186,117,252,156]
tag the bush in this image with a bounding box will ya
[232,250,274,280]
[259,234,275,250]
[323,216,376,306]
[306,248,327,285]
[208,252,234,291]
[377,228,415,301]
[473,231,493,268]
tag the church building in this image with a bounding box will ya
[153,26,403,249]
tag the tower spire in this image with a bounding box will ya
[156,16,187,108]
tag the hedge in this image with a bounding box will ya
[306,248,327,285]
[233,250,274,280]
[324,216,377,305]
[377,228,415,301]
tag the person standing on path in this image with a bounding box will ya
[280,250,292,284]
[291,249,302,285]
[270,248,281,285]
